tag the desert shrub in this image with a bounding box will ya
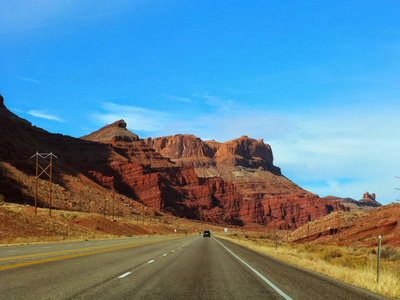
[381,246,400,261]
[94,225,100,230]
[322,248,343,261]
[333,254,368,268]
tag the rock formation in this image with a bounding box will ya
[0,95,349,228]
[145,134,346,228]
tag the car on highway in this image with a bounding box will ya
[203,230,211,237]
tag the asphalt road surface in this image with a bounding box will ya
[0,235,388,300]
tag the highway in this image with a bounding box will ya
[0,235,387,300]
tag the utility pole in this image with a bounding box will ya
[30,152,58,216]
[396,177,400,202]
[112,188,115,220]
[337,201,341,246]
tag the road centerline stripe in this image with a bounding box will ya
[214,238,292,300]
[118,272,131,278]
[148,260,155,264]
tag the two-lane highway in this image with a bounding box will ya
[0,236,387,299]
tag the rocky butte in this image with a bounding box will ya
[1,94,374,228]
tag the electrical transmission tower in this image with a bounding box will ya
[30,151,58,216]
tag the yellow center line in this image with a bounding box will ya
[0,238,178,262]
[0,237,182,271]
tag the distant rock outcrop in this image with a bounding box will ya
[322,192,381,211]
[359,192,381,207]
[81,120,139,143]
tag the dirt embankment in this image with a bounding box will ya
[0,203,207,245]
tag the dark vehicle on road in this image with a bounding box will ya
[203,230,211,237]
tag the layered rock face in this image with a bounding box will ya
[145,134,344,228]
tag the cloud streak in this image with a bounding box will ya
[28,110,63,122]
[163,94,192,103]
[12,75,41,84]
[92,102,172,133]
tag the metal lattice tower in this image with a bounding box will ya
[30,151,58,216]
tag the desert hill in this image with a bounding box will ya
[291,203,400,247]
[0,95,379,229]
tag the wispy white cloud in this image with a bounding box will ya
[163,94,192,103]
[12,75,41,84]
[197,94,236,114]
[0,2,136,34]
[28,110,63,122]
[92,102,172,133]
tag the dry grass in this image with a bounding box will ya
[218,233,400,300]
[0,203,226,246]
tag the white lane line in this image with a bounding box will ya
[118,272,132,278]
[171,250,175,253]
[178,247,181,249]
[148,260,155,264]
[67,245,73,247]
[214,238,292,300]
[163,254,167,256]
[7,250,19,253]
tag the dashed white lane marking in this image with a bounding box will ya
[178,247,181,249]
[148,260,155,264]
[214,238,292,300]
[171,250,175,252]
[7,250,19,253]
[42,247,51,249]
[118,272,132,279]
[67,245,73,247]
[163,254,167,257]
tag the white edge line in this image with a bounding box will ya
[148,259,155,264]
[163,254,167,256]
[214,238,292,300]
[118,272,131,279]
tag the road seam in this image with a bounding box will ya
[214,238,293,300]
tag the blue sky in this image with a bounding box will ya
[1,0,400,204]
